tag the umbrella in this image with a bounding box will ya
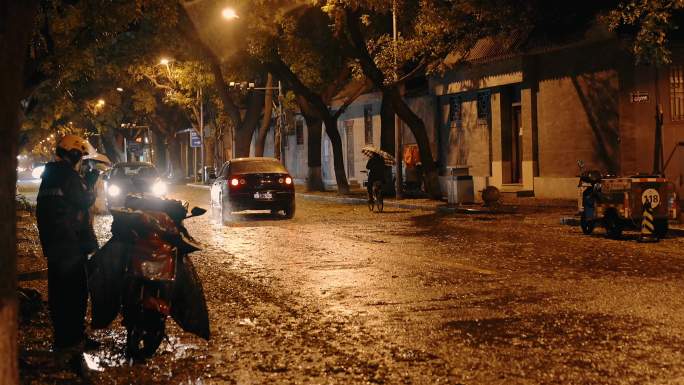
[361,145,395,166]
[83,152,112,166]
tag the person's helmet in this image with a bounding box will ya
[58,135,93,155]
[56,135,94,164]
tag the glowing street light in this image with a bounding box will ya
[159,57,173,78]
[221,7,238,20]
[116,87,124,92]
[96,99,105,107]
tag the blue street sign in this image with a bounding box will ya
[190,131,201,148]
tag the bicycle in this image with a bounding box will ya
[369,180,384,212]
[361,170,384,213]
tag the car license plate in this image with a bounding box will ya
[254,191,273,200]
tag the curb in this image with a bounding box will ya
[186,183,211,190]
[294,193,513,214]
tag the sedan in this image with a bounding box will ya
[104,162,167,209]
[210,157,295,221]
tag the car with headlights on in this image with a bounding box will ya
[104,162,167,209]
[17,161,46,181]
[210,157,295,221]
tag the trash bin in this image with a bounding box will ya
[447,167,474,205]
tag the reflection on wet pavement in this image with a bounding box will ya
[17,185,684,384]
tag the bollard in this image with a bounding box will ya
[638,201,659,243]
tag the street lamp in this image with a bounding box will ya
[96,99,105,107]
[159,57,173,78]
[221,7,239,20]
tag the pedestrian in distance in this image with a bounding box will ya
[36,134,99,371]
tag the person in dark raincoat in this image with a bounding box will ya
[366,153,387,202]
[36,134,99,368]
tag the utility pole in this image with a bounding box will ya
[199,86,205,182]
[272,81,283,161]
[393,1,403,199]
[653,66,664,175]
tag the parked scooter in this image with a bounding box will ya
[89,194,210,360]
[577,160,676,239]
[577,160,603,234]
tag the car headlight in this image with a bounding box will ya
[108,184,121,197]
[31,166,45,179]
[151,181,167,196]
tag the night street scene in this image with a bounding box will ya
[5,1,684,385]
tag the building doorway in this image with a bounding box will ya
[510,104,522,184]
[344,120,355,178]
[501,84,523,185]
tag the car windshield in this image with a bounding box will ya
[112,165,158,178]
[230,159,287,174]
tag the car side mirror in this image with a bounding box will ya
[190,207,206,217]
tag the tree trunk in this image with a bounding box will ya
[223,123,233,162]
[102,130,125,164]
[0,2,38,384]
[389,86,441,199]
[380,87,395,155]
[204,137,215,168]
[323,116,349,194]
[167,133,182,180]
[265,57,349,193]
[255,73,274,157]
[342,9,440,199]
[234,90,264,158]
[151,130,167,172]
[303,114,324,191]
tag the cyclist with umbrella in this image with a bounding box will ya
[362,146,395,210]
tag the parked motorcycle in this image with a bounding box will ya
[577,160,676,239]
[577,160,603,234]
[88,194,210,360]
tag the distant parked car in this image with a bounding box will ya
[104,162,167,208]
[210,157,295,221]
[17,162,45,181]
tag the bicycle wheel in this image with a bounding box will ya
[375,189,384,212]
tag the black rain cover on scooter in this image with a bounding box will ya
[171,256,211,340]
[88,239,128,329]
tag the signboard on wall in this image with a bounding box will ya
[630,91,649,103]
[190,130,201,148]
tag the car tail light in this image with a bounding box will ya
[229,177,246,188]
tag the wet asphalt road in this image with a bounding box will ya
[20,184,684,384]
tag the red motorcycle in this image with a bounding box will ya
[90,195,210,360]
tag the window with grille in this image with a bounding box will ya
[448,95,462,123]
[477,91,491,120]
[671,65,684,121]
[364,105,373,144]
[295,119,304,145]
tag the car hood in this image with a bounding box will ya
[108,176,160,191]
